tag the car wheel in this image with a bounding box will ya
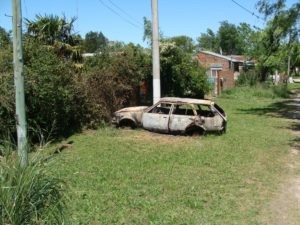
[119,119,136,129]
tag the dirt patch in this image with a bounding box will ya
[263,90,300,225]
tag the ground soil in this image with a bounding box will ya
[263,90,300,225]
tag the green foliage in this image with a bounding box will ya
[160,42,209,98]
[163,35,195,53]
[50,88,293,223]
[143,17,163,46]
[81,44,151,127]
[84,31,108,53]
[221,83,289,99]
[272,84,289,98]
[218,21,243,55]
[197,28,218,52]
[254,0,300,79]
[0,41,14,139]
[0,26,11,49]
[25,14,83,61]
[143,17,152,44]
[0,153,67,225]
[236,70,259,86]
[197,21,260,56]
[24,41,86,137]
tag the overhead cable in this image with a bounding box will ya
[231,0,265,21]
[107,0,143,26]
[98,0,142,29]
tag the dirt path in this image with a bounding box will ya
[263,90,300,225]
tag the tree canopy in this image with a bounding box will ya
[25,14,82,60]
[84,31,108,53]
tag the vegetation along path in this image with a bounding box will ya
[263,89,300,225]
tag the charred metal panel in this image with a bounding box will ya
[142,113,169,133]
[169,115,194,133]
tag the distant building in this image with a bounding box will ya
[197,50,254,96]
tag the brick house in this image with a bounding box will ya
[197,50,249,96]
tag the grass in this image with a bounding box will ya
[0,152,67,225]
[49,84,299,224]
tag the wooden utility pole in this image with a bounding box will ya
[152,0,161,104]
[12,0,28,167]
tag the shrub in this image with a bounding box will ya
[0,153,67,225]
[160,42,209,98]
[24,42,87,138]
[0,46,15,140]
[221,84,290,99]
[272,84,289,98]
[236,70,258,86]
[81,46,150,127]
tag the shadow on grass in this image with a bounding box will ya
[238,99,300,121]
[237,92,300,150]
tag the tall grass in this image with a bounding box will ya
[0,151,67,225]
[221,83,290,99]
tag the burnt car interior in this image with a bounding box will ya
[195,105,215,117]
[149,103,172,114]
[173,104,194,116]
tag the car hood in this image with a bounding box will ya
[116,106,148,113]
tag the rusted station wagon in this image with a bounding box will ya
[112,97,227,135]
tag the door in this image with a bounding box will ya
[210,68,221,96]
[197,104,223,131]
[142,103,172,133]
[169,104,196,133]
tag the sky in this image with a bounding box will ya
[0,0,298,46]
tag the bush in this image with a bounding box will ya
[221,84,290,99]
[272,84,290,98]
[0,46,15,140]
[236,70,258,86]
[160,42,209,98]
[24,43,87,137]
[0,153,67,224]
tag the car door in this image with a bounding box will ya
[196,104,224,131]
[169,103,196,133]
[142,103,172,133]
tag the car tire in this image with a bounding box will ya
[119,119,136,129]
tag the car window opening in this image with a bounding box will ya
[149,103,172,114]
[173,104,194,116]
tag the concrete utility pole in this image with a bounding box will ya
[152,0,161,104]
[12,0,28,167]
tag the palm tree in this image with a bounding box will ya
[25,14,82,60]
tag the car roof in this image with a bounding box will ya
[159,97,213,105]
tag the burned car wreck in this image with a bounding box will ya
[112,97,227,135]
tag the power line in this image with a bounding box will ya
[106,0,143,26]
[98,0,142,29]
[231,0,265,21]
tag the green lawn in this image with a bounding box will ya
[50,85,298,224]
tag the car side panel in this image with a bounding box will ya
[142,113,169,133]
[203,115,224,131]
[169,115,195,133]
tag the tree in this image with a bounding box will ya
[197,28,218,52]
[0,27,11,49]
[217,21,243,55]
[237,23,259,56]
[143,17,163,45]
[163,35,195,53]
[160,42,209,98]
[255,0,300,78]
[197,22,257,55]
[25,14,82,60]
[84,31,108,53]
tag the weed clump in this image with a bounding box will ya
[0,152,67,225]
